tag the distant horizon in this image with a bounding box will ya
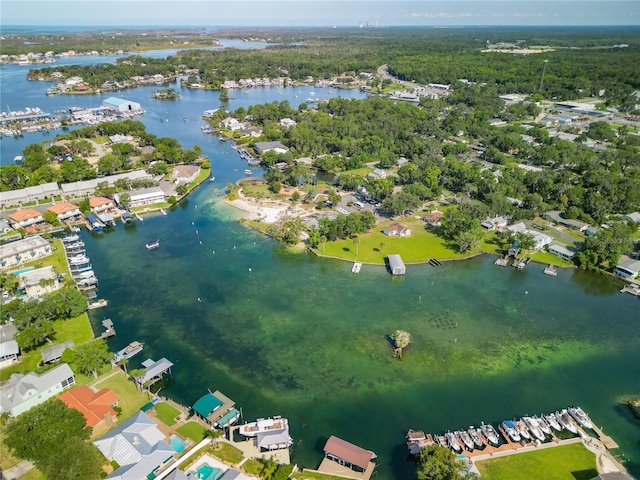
[2,1,638,28]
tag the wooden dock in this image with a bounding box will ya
[494,256,508,267]
[544,264,558,276]
[590,424,619,449]
[620,284,640,296]
[100,319,116,339]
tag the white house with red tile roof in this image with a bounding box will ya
[383,223,411,237]
[90,196,115,213]
[8,208,44,229]
[47,202,81,221]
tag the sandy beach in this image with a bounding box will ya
[226,197,310,223]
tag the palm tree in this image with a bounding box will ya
[379,242,385,253]
[129,368,146,393]
[204,428,223,448]
[353,237,359,257]
[117,358,129,376]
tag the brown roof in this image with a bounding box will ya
[324,435,376,470]
[172,165,200,177]
[8,208,42,222]
[47,202,79,214]
[423,211,444,222]
[60,386,118,428]
[386,224,408,233]
[89,197,113,207]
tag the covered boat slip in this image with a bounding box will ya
[192,390,240,428]
[387,254,406,275]
[308,435,376,480]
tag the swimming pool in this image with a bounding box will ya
[169,434,186,453]
[12,267,34,276]
[196,463,221,480]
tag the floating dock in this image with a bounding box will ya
[544,264,557,276]
[620,284,640,296]
[100,319,116,339]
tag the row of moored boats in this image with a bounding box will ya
[407,406,594,455]
[63,234,108,309]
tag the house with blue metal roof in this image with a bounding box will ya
[102,97,142,113]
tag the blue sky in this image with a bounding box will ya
[1,1,638,27]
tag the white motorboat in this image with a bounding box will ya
[457,430,474,451]
[535,415,551,435]
[517,420,531,440]
[557,409,578,434]
[544,412,563,432]
[113,341,143,362]
[468,427,484,449]
[445,431,462,452]
[238,417,289,437]
[481,422,501,446]
[501,420,521,442]
[69,255,90,265]
[146,239,160,250]
[523,416,545,441]
[87,299,108,310]
[569,407,593,430]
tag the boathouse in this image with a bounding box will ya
[614,257,640,280]
[192,390,241,429]
[387,254,406,275]
[102,96,142,113]
[322,435,376,474]
[138,357,173,386]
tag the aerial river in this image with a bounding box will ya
[1,46,639,479]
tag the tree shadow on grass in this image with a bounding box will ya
[342,247,351,252]
[571,469,598,480]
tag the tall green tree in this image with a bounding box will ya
[416,444,474,480]
[72,339,111,378]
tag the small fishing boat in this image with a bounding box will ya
[209,176,216,182]
[160,208,167,216]
[146,239,160,250]
[351,262,362,274]
[244,169,253,176]
[569,406,593,430]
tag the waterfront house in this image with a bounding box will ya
[0,363,75,417]
[47,202,81,222]
[116,187,165,208]
[507,222,553,250]
[423,211,444,227]
[240,126,263,138]
[0,235,52,270]
[543,210,590,232]
[90,196,116,213]
[481,216,509,231]
[41,340,74,365]
[192,390,241,429]
[613,257,640,280]
[60,385,118,430]
[387,254,406,275]
[102,97,142,113]
[8,208,45,230]
[221,117,244,131]
[323,435,376,474]
[0,218,13,235]
[254,141,289,155]
[171,165,200,185]
[18,265,60,297]
[548,242,577,261]
[0,323,19,368]
[94,411,175,480]
[383,224,411,237]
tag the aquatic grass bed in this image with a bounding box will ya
[476,443,597,480]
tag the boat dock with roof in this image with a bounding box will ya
[192,390,241,429]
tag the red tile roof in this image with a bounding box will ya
[8,209,42,222]
[89,197,113,207]
[47,202,79,214]
[60,386,118,428]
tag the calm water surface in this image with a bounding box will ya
[1,50,639,479]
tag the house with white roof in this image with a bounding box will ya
[0,324,19,368]
[94,411,175,480]
[0,236,52,270]
[115,187,165,208]
[614,257,640,280]
[17,265,60,297]
[507,222,552,250]
[0,363,75,417]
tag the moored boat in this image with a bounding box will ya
[146,239,160,250]
[62,234,79,243]
[209,176,216,182]
[544,412,563,432]
[113,341,143,362]
[69,255,90,265]
[523,416,545,441]
[468,426,484,448]
[558,409,578,434]
[501,420,521,442]
[406,429,431,455]
[517,419,531,440]
[239,417,289,437]
[445,431,461,453]
[456,430,474,451]
[481,422,501,446]
[244,169,253,176]
[569,406,593,430]
[352,262,362,273]
[87,299,108,309]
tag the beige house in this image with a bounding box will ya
[171,165,200,184]
[18,266,60,297]
[8,208,45,229]
[47,202,81,222]
[0,236,52,270]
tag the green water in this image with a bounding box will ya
[85,186,640,479]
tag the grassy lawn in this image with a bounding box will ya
[92,371,149,427]
[320,216,469,264]
[0,425,23,470]
[242,458,263,476]
[530,250,575,267]
[241,182,279,200]
[476,443,597,480]
[153,402,180,427]
[176,421,208,442]
[208,442,244,464]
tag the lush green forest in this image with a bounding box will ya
[26,27,640,105]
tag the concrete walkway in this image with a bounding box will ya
[1,460,34,480]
